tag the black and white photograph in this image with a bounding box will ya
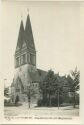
[1,0,82,124]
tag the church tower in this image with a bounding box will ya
[15,14,36,69]
[11,14,47,103]
[12,14,38,102]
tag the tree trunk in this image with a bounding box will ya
[58,90,59,109]
[29,99,30,108]
[73,92,76,108]
[27,93,31,109]
[49,93,51,107]
[28,90,31,109]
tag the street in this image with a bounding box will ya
[4,103,79,117]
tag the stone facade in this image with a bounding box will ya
[11,14,47,104]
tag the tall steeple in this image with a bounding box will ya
[15,14,36,68]
[16,20,24,50]
[25,14,35,51]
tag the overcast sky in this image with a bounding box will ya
[1,1,80,86]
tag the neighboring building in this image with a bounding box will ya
[11,14,47,104]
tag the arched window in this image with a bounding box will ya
[27,53,30,64]
[23,54,26,63]
[16,57,20,67]
[21,53,27,65]
[30,54,36,65]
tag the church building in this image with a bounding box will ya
[11,14,47,104]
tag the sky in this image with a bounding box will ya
[1,1,80,87]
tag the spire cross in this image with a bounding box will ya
[27,8,29,14]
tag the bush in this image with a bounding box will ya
[37,99,42,107]
[51,96,64,107]
[76,94,79,105]
[37,98,49,107]
[4,101,22,107]
[51,98,58,106]
[37,96,64,107]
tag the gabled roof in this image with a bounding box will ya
[15,76,24,89]
[28,70,41,83]
[11,77,24,91]
[37,69,47,82]
[28,69,47,83]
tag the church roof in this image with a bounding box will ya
[11,82,14,87]
[29,70,40,82]
[15,76,24,89]
[28,69,47,83]
[16,20,24,49]
[11,69,47,89]
[15,14,36,52]
[37,69,47,82]
[11,77,24,92]
[25,15,36,51]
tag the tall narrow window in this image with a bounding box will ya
[21,55,23,65]
[23,54,26,64]
[21,54,27,65]
[30,54,36,65]
[16,57,20,67]
[27,53,30,64]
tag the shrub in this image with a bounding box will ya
[37,96,64,107]
[37,98,49,107]
[37,99,42,107]
[4,101,22,107]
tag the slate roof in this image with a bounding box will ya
[37,69,47,82]
[25,15,35,51]
[28,70,40,82]
[16,20,24,49]
[11,69,47,89]
[15,76,24,89]
[16,14,35,52]
[28,69,47,83]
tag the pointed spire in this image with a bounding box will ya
[17,20,24,49]
[25,14,35,50]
